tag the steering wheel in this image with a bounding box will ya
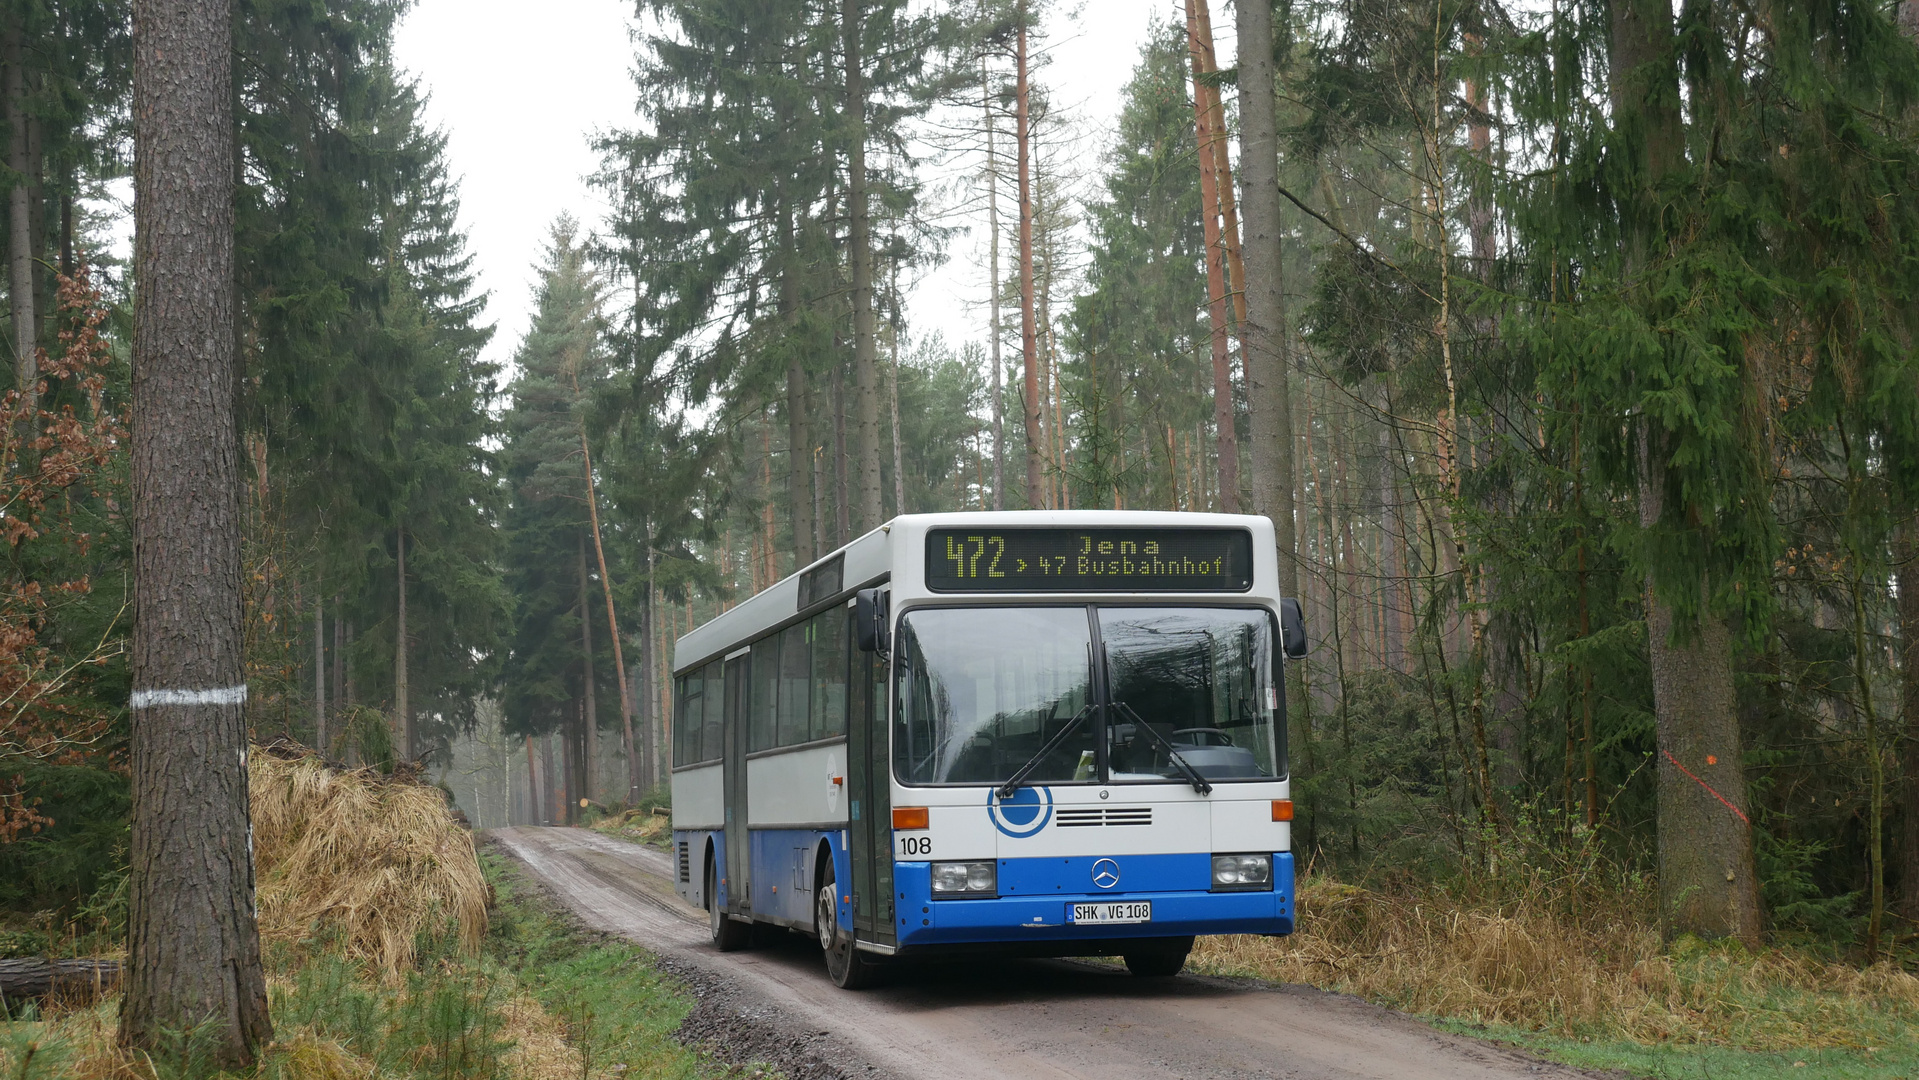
[1171,727,1235,747]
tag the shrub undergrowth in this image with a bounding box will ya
[1192,819,1919,1074]
[0,751,724,1080]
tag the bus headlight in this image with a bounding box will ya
[1212,853,1273,891]
[930,860,997,896]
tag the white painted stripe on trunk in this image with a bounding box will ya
[130,685,248,708]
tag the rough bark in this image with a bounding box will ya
[2,959,120,1000]
[1641,430,1762,945]
[842,0,883,530]
[1185,0,1239,512]
[5,25,34,406]
[1235,0,1299,597]
[1016,3,1043,510]
[122,0,270,1062]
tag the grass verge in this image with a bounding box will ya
[0,750,738,1079]
[1187,874,1919,1079]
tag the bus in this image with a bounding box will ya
[669,511,1305,988]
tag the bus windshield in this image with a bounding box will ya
[892,606,1281,786]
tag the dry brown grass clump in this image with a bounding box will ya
[250,749,487,977]
[1191,874,1919,1051]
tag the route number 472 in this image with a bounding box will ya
[898,835,932,857]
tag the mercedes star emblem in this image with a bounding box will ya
[1091,858,1120,889]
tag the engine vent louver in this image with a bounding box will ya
[1054,807,1152,827]
[677,841,691,883]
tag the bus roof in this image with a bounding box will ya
[671,510,1276,674]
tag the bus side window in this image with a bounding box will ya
[812,608,847,740]
[750,639,779,751]
[674,674,693,767]
[778,622,811,746]
[700,661,723,761]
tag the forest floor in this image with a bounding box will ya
[1188,877,1919,1079]
[0,755,771,1080]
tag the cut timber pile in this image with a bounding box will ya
[250,747,487,977]
[0,958,119,1001]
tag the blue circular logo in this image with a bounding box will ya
[986,785,1053,838]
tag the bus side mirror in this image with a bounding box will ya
[1280,598,1309,659]
[856,588,890,653]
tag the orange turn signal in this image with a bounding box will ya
[893,806,929,830]
[1272,799,1295,822]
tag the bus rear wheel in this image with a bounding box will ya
[1122,936,1194,977]
[816,861,877,989]
[708,858,750,952]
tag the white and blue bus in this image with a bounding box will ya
[670,511,1305,988]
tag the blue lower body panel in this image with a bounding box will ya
[895,852,1294,948]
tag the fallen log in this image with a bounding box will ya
[0,958,121,1000]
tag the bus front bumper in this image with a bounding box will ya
[891,851,1294,947]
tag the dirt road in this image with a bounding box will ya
[491,826,1602,1080]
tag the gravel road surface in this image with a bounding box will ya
[490,826,1606,1080]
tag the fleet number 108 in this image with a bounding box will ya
[898,835,932,857]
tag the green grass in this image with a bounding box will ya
[1439,1021,1919,1080]
[0,851,740,1079]
[480,848,718,1079]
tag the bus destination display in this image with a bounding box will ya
[926,527,1253,592]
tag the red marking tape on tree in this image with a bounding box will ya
[1662,749,1749,826]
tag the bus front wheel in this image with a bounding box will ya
[708,858,750,952]
[816,861,877,989]
[1122,936,1194,977]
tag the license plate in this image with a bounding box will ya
[1071,901,1152,924]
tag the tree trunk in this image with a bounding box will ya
[985,58,1005,511]
[842,0,883,531]
[645,545,660,791]
[580,431,640,804]
[524,736,538,826]
[1235,0,1298,598]
[1191,0,1248,334]
[1896,519,1919,921]
[394,526,409,761]
[1640,429,1762,945]
[540,731,559,825]
[1,958,120,1000]
[1185,0,1239,513]
[888,261,906,515]
[578,530,595,807]
[5,25,35,407]
[1016,3,1043,510]
[122,0,271,1063]
[312,579,325,753]
[787,353,814,566]
[1611,0,1758,946]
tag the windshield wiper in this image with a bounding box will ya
[1110,700,1213,795]
[997,703,1094,798]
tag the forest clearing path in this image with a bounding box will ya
[490,826,1607,1080]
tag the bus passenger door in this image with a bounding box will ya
[847,611,895,945]
[723,651,750,913]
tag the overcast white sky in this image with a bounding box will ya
[391,0,1221,375]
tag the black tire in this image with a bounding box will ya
[1122,936,1194,977]
[708,857,750,952]
[817,859,878,989]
